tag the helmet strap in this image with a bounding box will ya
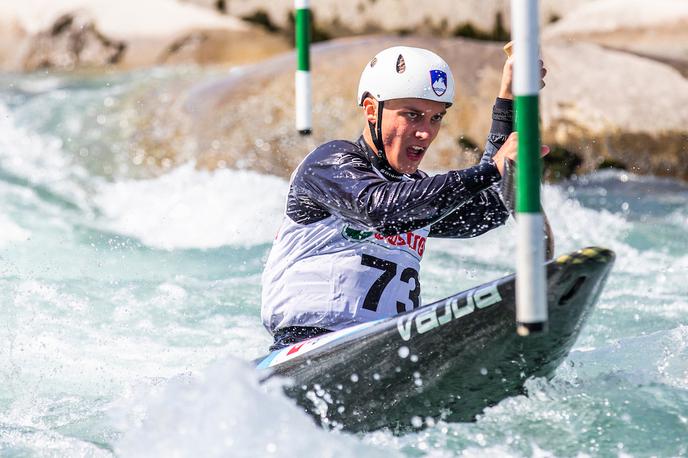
[368,100,386,160]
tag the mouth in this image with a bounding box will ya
[406,145,426,162]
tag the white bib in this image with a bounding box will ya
[261,215,430,333]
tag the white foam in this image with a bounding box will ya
[568,325,688,390]
[0,102,93,211]
[426,183,632,271]
[0,427,111,458]
[113,358,387,458]
[94,163,288,249]
[0,212,30,247]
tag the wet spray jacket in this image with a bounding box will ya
[261,98,513,334]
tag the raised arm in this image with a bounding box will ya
[428,97,514,238]
[289,141,501,236]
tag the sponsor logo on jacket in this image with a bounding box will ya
[343,226,426,257]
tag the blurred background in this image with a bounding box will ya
[0,1,687,457]
[1,0,686,181]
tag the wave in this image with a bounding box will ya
[113,358,391,458]
[93,163,288,250]
[0,211,30,247]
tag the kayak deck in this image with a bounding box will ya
[256,247,615,432]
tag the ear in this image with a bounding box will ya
[362,97,378,124]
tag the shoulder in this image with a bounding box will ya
[297,140,370,175]
[306,140,365,163]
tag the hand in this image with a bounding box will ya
[498,58,548,100]
[492,132,551,176]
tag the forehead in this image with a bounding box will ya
[385,98,447,113]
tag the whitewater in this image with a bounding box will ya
[0,68,686,457]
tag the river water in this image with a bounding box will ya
[0,68,686,457]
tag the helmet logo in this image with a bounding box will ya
[430,70,448,96]
[370,57,377,67]
[396,54,406,74]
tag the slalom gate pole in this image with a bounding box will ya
[295,0,312,135]
[511,0,547,336]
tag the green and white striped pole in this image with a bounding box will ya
[511,0,547,335]
[295,0,312,135]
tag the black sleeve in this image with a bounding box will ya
[428,98,514,238]
[428,188,509,238]
[481,97,514,165]
[292,141,502,236]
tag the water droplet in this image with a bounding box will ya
[410,354,419,362]
[398,346,410,358]
[350,373,359,382]
[411,416,423,428]
[480,367,488,375]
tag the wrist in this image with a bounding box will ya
[490,157,504,177]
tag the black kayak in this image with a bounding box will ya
[255,246,615,432]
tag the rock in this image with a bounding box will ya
[173,35,688,181]
[542,42,688,179]
[544,0,688,75]
[0,0,290,71]
[22,12,126,70]
[185,0,596,39]
[181,36,508,177]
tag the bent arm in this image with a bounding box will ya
[428,98,514,238]
[292,142,502,236]
[428,188,509,238]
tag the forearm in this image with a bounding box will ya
[298,159,501,236]
[294,141,503,237]
[358,162,502,235]
[481,97,514,164]
[428,188,509,238]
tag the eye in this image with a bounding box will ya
[405,112,420,120]
[431,113,445,123]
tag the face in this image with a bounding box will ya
[364,97,447,174]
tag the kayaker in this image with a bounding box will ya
[261,45,548,350]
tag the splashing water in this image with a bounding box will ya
[0,70,686,457]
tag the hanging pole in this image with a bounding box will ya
[511,0,547,336]
[295,0,312,135]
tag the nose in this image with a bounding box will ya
[415,129,430,140]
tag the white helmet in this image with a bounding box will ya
[357,46,455,107]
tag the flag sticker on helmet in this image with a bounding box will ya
[430,70,448,96]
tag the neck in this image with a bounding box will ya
[357,135,403,180]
